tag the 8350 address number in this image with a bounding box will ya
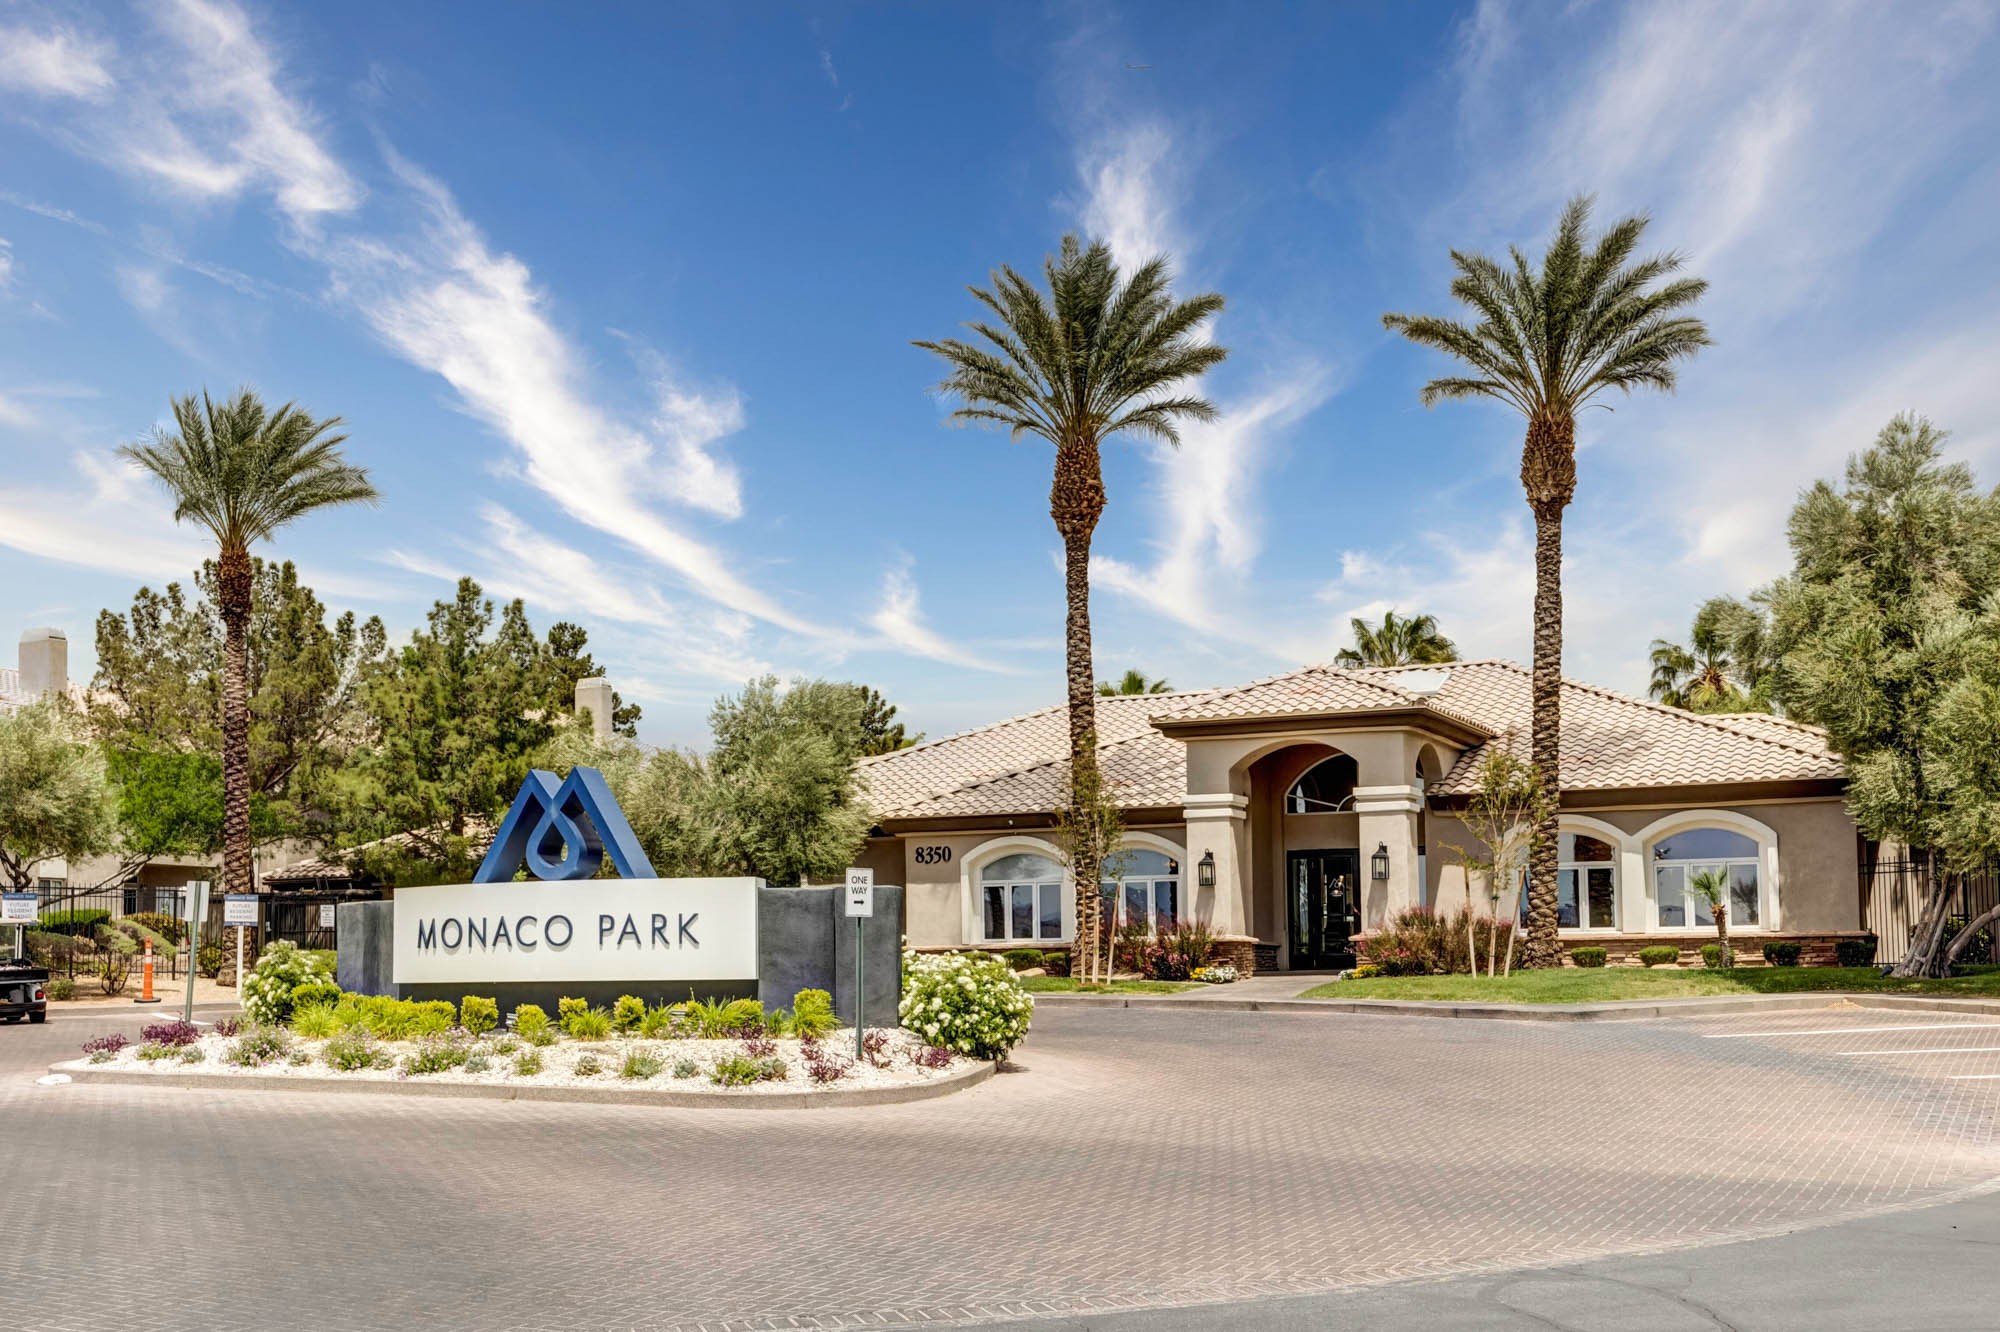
[913,845,953,866]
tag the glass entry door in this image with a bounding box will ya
[1287,849,1360,970]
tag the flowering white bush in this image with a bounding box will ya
[1192,964,1238,984]
[899,949,1033,1060]
[241,941,336,1026]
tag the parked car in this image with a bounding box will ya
[1,958,49,1024]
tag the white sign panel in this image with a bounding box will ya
[318,903,337,929]
[844,868,874,918]
[1,893,37,923]
[223,894,259,927]
[392,877,760,985]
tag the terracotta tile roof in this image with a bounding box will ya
[1358,661,1845,794]
[857,661,1844,823]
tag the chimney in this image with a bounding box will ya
[19,628,68,699]
[575,676,614,741]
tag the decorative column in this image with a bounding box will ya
[1183,792,1252,938]
[1353,783,1424,930]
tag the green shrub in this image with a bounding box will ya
[792,988,837,1038]
[196,941,225,977]
[286,1048,311,1066]
[1701,943,1725,969]
[1569,947,1609,968]
[45,976,75,1001]
[463,1053,492,1074]
[1836,936,1878,968]
[411,1000,457,1035]
[563,1006,613,1041]
[110,918,178,956]
[1762,941,1804,968]
[719,997,765,1033]
[762,1006,795,1038]
[291,1005,340,1038]
[459,995,499,1035]
[123,911,188,945]
[178,1045,206,1065]
[611,994,646,1033]
[672,1058,699,1079]
[136,1042,180,1061]
[36,908,110,937]
[899,950,1033,1060]
[1001,948,1044,972]
[241,941,337,1025]
[709,1053,762,1086]
[557,996,588,1024]
[573,1053,602,1077]
[674,995,732,1038]
[402,1036,472,1075]
[1039,948,1072,978]
[638,1003,679,1038]
[93,924,139,956]
[1637,945,1680,968]
[513,1003,551,1040]
[323,1031,378,1072]
[287,980,342,1013]
[513,1049,543,1076]
[620,1048,664,1080]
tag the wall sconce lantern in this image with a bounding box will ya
[1370,843,1390,881]
[1197,850,1216,889]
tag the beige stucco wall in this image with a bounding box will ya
[878,824,1188,950]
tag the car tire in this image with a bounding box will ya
[28,1011,46,1024]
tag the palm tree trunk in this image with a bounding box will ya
[1715,900,1732,969]
[1053,439,1106,983]
[1520,412,1575,969]
[218,546,255,902]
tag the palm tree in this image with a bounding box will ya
[1335,611,1457,667]
[1650,596,1774,713]
[122,390,378,903]
[1383,196,1710,968]
[917,236,1226,972]
[1686,865,1734,968]
[1097,669,1172,696]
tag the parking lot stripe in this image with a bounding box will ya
[1836,1046,2000,1057]
[1704,1023,2000,1039]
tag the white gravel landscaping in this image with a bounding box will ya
[61,1027,972,1096]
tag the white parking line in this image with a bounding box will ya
[1703,1023,2000,1039]
[1949,1073,2000,1080]
[1836,1046,2000,1057]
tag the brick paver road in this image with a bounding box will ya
[5,1002,1999,1330]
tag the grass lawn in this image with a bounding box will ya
[1019,976,1198,995]
[1297,965,2000,1004]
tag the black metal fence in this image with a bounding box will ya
[1859,858,2000,966]
[21,883,366,985]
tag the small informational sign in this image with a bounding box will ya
[1,893,37,924]
[317,903,337,929]
[223,894,259,927]
[844,868,874,918]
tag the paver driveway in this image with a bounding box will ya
[6,1001,1999,1330]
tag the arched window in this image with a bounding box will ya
[1102,847,1179,933]
[1286,755,1357,813]
[1559,831,1618,930]
[1651,827,1760,929]
[980,851,1064,942]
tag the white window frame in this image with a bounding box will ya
[961,836,1070,946]
[1285,755,1358,814]
[1557,828,1622,933]
[1634,810,1781,933]
[1103,843,1182,936]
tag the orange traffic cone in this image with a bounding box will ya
[135,937,161,1004]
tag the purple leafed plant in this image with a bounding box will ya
[141,1019,200,1047]
[861,1029,892,1069]
[81,1033,128,1056]
[212,1017,241,1037]
[911,1045,954,1070]
[804,1051,849,1084]
[741,1036,777,1058]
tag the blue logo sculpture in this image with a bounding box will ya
[474,766,657,883]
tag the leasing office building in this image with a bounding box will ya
[854,659,1869,973]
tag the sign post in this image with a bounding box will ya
[224,895,258,996]
[181,880,210,1025]
[844,868,874,1059]
[2,891,36,961]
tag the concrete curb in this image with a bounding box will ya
[47,1055,994,1109]
[1033,990,2000,1023]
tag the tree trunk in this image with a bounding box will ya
[1943,899,2000,970]
[1715,900,1732,970]
[218,544,254,900]
[1894,862,1956,978]
[1052,438,1106,984]
[1519,412,1576,969]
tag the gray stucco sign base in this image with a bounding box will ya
[338,883,906,1025]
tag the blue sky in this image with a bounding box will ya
[3,1,1998,747]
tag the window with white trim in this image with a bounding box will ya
[1101,848,1179,933]
[1651,827,1760,929]
[1558,831,1618,930]
[980,852,1065,942]
[1286,755,1357,813]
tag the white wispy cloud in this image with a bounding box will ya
[869,559,1011,671]
[0,238,13,291]
[0,23,114,99]
[1073,121,1184,275]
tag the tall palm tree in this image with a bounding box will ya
[1651,596,1775,714]
[917,236,1226,971]
[1097,669,1173,696]
[1335,611,1457,667]
[122,390,378,903]
[1383,196,1710,968]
